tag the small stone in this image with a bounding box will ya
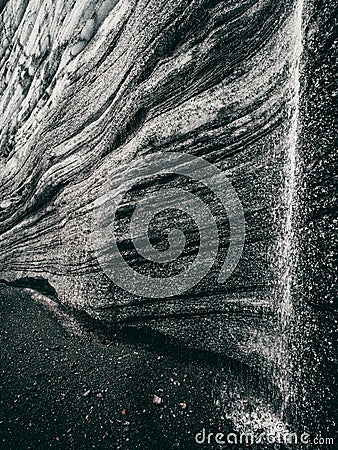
[178,402,187,409]
[153,395,163,405]
[83,390,91,397]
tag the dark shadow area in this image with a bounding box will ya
[0,277,58,298]
[0,0,9,14]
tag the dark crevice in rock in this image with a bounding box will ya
[0,0,9,14]
[0,276,58,299]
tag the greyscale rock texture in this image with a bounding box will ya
[0,0,336,439]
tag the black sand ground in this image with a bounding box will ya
[0,284,239,450]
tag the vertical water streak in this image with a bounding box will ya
[277,0,306,418]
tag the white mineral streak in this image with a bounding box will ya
[279,0,304,323]
[275,0,305,419]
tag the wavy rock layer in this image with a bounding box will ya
[0,1,304,362]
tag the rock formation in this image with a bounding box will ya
[0,0,335,436]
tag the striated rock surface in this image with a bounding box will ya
[0,0,335,434]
